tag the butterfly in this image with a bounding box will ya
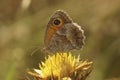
[44,10,85,53]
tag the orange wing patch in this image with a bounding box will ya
[44,23,63,46]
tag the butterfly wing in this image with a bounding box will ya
[44,10,85,53]
[65,23,85,50]
[45,23,85,53]
[45,31,73,53]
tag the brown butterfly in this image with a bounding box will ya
[44,10,85,53]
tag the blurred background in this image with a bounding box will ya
[0,0,120,80]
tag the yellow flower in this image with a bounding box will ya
[28,53,93,80]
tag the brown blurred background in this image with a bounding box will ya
[0,0,120,80]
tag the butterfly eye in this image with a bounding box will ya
[53,18,62,26]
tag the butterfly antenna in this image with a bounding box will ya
[30,47,41,56]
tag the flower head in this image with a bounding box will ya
[28,53,93,80]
